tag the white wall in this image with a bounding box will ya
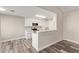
[1,14,25,41]
[48,14,57,30]
[39,6,64,41]
[64,11,79,43]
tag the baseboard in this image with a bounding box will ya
[37,43,54,51]
[0,36,25,42]
[37,40,62,51]
[64,39,79,44]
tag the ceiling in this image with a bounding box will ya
[0,6,55,18]
[0,6,79,18]
[58,6,79,12]
[39,6,79,13]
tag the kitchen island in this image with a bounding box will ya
[32,30,58,51]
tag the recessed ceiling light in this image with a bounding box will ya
[0,7,6,11]
[35,14,46,18]
[10,10,15,12]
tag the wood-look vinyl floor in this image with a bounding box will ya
[0,39,79,53]
[39,40,79,53]
[0,39,36,53]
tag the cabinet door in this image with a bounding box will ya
[27,33,32,39]
[25,18,31,26]
[25,31,32,39]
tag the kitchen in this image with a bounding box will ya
[25,8,57,51]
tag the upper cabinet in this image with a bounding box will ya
[25,14,57,31]
[25,18,31,26]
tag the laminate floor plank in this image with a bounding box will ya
[40,40,79,53]
[0,39,35,53]
[0,39,79,53]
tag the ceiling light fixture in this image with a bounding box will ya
[0,7,6,11]
[10,10,15,12]
[35,14,46,18]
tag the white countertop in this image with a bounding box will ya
[38,30,53,32]
[32,30,54,34]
